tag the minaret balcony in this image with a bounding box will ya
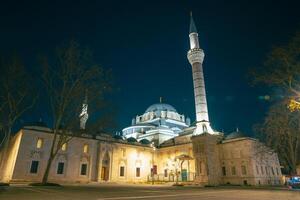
[187,48,204,65]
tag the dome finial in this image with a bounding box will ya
[159,97,163,103]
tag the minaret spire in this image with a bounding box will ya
[189,12,198,34]
[187,13,215,135]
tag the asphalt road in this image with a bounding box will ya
[0,184,299,200]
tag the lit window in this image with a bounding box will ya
[241,165,247,175]
[36,138,43,149]
[57,162,64,174]
[83,144,89,153]
[61,143,67,151]
[120,166,125,177]
[136,167,140,177]
[30,160,39,174]
[231,166,236,175]
[80,163,88,175]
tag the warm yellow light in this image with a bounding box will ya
[83,144,89,153]
[288,99,300,112]
[3,131,23,182]
[36,138,43,149]
[62,143,67,151]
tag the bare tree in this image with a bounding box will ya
[41,41,114,183]
[251,32,300,109]
[0,56,36,181]
[251,32,300,175]
[255,102,300,174]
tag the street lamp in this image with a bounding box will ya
[288,99,300,112]
[150,142,156,185]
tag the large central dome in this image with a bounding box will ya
[145,103,177,113]
[122,102,190,145]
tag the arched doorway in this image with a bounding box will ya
[101,152,110,181]
[175,154,194,182]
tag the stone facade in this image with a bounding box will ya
[192,134,282,186]
[0,126,282,186]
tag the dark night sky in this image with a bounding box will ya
[1,0,299,135]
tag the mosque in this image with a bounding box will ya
[0,15,282,186]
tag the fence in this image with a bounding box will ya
[147,172,195,182]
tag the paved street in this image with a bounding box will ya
[0,184,299,200]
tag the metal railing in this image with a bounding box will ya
[147,172,195,182]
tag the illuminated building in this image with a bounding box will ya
[122,101,191,145]
[0,15,282,186]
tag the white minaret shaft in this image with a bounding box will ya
[187,13,214,135]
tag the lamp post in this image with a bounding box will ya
[150,142,156,185]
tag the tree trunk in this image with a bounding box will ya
[41,130,58,184]
[42,155,54,184]
[290,153,297,175]
[0,129,11,182]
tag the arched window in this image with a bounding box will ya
[61,143,67,151]
[83,144,89,153]
[202,124,207,133]
[120,166,125,177]
[36,138,43,149]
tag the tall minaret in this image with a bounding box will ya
[187,13,215,135]
[79,91,89,130]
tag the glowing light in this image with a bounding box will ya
[288,99,300,112]
[61,143,67,151]
[36,138,43,149]
[83,144,89,153]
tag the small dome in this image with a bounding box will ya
[225,129,246,140]
[139,139,151,145]
[127,137,137,143]
[145,103,177,113]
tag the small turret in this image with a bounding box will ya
[79,90,89,130]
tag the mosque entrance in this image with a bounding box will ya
[101,167,108,180]
[101,152,110,181]
[177,154,193,182]
[181,169,188,181]
[148,154,195,183]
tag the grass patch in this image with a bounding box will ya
[0,182,9,186]
[220,184,242,186]
[204,185,217,187]
[172,183,184,186]
[29,182,61,187]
